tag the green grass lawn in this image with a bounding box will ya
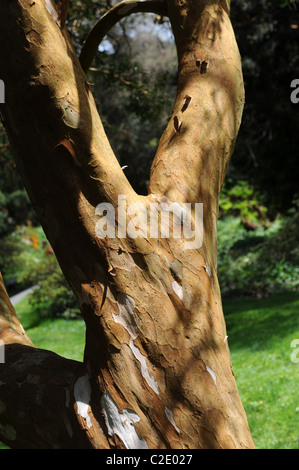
[224,292,299,449]
[1,292,298,449]
[15,296,85,362]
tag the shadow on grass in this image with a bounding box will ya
[14,295,42,330]
[223,292,299,352]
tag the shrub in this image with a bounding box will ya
[9,225,80,319]
[219,179,269,230]
[26,248,80,320]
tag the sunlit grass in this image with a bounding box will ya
[224,292,299,449]
[15,295,85,362]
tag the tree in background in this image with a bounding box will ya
[0,0,255,448]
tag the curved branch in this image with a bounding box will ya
[148,1,244,272]
[79,0,169,73]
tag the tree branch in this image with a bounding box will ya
[0,341,113,448]
[0,272,32,347]
[58,0,70,28]
[79,0,169,73]
[0,271,110,449]
[148,0,244,272]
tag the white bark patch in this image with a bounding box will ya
[171,280,183,300]
[0,423,16,441]
[45,0,60,24]
[165,407,180,434]
[74,374,92,428]
[101,390,148,449]
[113,293,138,339]
[129,339,159,394]
[113,293,159,394]
[206,365,217,386]
[61,99,80,129]
[204,262,212,277]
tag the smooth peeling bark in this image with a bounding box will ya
[147,0,245,373]
[0,272,33,347]
[0,0,254,449]
[0,0,127,448]
[149,0,245,270]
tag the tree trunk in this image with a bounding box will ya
[0,0,254,449]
